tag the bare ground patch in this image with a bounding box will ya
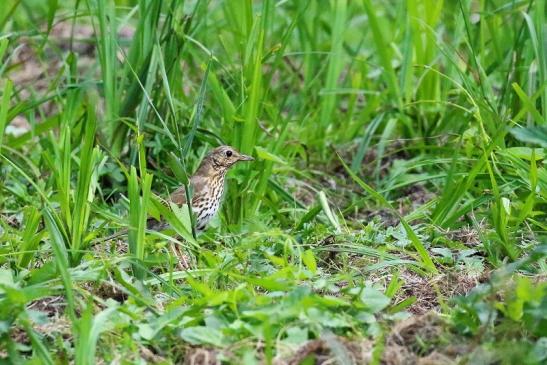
[272,312,469,365]
[397,268,488,315]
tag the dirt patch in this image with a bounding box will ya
[275,312,464,365]
[28,296,71,340]
[8,297,71,350]
[441,225,482,247]
[397,184,434,212]
[183,347,220,365]
[417,351,458,365]
[28,295,66,318]
[398,269,486,315]
[277,335,375,365]
[82,280,129,303]
[140,346,168,364]
[387,312,444,355]
[360,207,401,227]
[33,316,72,339]
[91,237,129,257]
[284,177,317,207]
[0,213,23,228]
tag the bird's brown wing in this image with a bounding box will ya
[146,185,187,231]
[170,185,187,206]
[169,176,209,207]
[148,176,210,231]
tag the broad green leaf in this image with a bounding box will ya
[302,249,317,274]
[360,287,390,314]
[180,326,226,347]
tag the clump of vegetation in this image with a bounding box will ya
[0,0,545,364]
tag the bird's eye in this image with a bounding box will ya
[225,150,233,157]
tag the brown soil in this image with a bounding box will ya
[7,296,71,351]
[139,346,168,364]
[441,225,482,247]
[273,312,468,365]
[397,269,488,315]
[27,295,66,317]
[183,347,220,365]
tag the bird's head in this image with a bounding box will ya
[207,145,254,171]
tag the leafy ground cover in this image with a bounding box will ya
[0,0,546,364]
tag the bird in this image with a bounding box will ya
[148,145,254,232]
[96,145,253,261]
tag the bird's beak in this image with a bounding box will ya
[238,153,254,161]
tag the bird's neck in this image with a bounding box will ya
[195,158,228,180]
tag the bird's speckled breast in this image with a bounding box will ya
[194,176,225,231]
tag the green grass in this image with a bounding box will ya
[0,0,546,364]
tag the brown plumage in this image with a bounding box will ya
[149,145,253,231]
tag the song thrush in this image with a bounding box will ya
[149,145,254,232]
[96,146,252,268]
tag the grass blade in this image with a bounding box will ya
[362,0,402,109]
[76,300,118,365]
[128,166,153,279]
[0,79,12,150]
[318,0,347,132]
[43,208,76,323]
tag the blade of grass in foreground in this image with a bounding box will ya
[0,39,7,64]
[150,195,197,247]
[524,1,546,120]
[0,79,12,150]
[20,317,55,365]
[318,191,341,233]
[88,0,118,124]
[18,206,42,268]
[362,0,402,110]
[128,166,153,280]
[72,109,103,264]
[337,153,437,274]
[511,82,544,125]
[75,300,119,365]
[318,0,347,132]
[238,2,266,156]
[517,149,538,224]
[351,113,384,171]
[43,208,77,323]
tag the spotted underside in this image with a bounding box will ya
[192,177,224,231]
[164,172,226,232]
